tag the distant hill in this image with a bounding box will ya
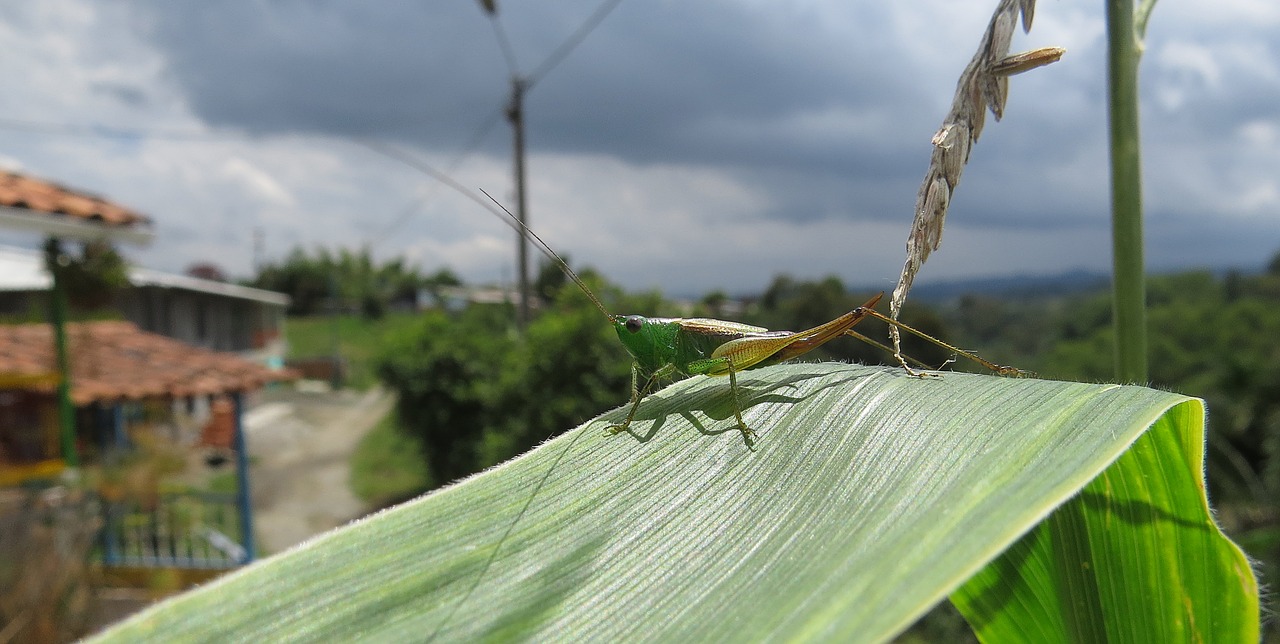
[895,270,1111,303]
[879,263,1269,303]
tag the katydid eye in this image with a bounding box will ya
[624,315,644,333]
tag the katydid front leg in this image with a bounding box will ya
[605,359,758,445]
[606,363,677,435]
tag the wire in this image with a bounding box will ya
[486,14,521,78]
[0,0,628,244]
[527,0,626,89]
[0,116,239,141]
[367,106,506,246]
[360,141,504,223]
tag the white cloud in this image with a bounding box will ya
[1153,41,1221,110]
[1239,120,1280,147]
[220,157,296,207]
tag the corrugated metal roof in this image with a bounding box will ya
[0,245,289,306]
[129,266,290,306]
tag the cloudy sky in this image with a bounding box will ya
[0,1,1276,296]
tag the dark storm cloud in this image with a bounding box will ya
[117,0,1280,266]
[126,2,502,140]
[125,2,943,179]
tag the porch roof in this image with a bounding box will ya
[0,171,153,245]
[0,321,295,405]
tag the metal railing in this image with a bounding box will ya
[99,491,246,569]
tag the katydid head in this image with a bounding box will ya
[610,314,650,355]
[609,313,681,376]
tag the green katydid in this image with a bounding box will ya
[477,190,1026,446]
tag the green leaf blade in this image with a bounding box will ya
[91,363,1256,642]
[952,399,1259,642]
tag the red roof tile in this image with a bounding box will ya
[0,172,151,228]
[0,321,295,404]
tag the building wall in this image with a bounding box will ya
[0,287,286,365]
[117,287,285,363]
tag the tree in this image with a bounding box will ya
[43,238,130,312]
[251,246,435,317]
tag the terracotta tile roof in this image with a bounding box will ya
[0,321,295,405]
[0,171,151,228]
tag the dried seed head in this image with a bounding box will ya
[992,47,1067,77]
[888,0,1065,368]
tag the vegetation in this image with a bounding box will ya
[375,270,652,485]
[250,245,459,317]
[349,412,431,509]
[43,238,131,312]
[285,311,422,390]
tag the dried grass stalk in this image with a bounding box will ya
[890,0,1064,372]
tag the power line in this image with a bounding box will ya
[0,111,510,247]
[368,106,506,246]
[0,116,240,141]
[359,140,528,241]
[473,0,626,328]
[485,13,520,78]
[527,0,626,88]
[0,1,628,250]
[0,2,627,145]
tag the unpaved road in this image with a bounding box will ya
[244,385,395,555]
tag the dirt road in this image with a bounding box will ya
[244,385,395,555]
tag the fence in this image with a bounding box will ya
[99,491,246,569]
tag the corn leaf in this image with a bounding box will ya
[91,363,1257,642]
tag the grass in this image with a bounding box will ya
[285,312,422,390]
[349,410,431,509]
[207,471,238,495]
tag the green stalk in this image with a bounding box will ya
[1106,0,1150,384]
[46,237,80,467]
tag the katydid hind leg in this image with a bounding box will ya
[725,362,758,446]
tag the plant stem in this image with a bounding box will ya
[1106,0,1148,383]
[45,237,80,467]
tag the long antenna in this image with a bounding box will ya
[361,142,614,322]
[478,189,614,323]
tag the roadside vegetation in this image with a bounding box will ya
[285,312,421,390]
[349,412,431,509]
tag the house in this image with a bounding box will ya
[0,246,289,366]
[0,170,289,365]
[0,320,295,565]
[0,170,300,637]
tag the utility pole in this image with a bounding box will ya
[477,0,620,330]
[478,0,530,330]
[506,77,531,330]
[252,226,264,275]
